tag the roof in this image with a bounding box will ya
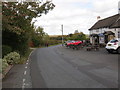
[103,31,115,35]
[89,14,120,30]
[110,17,120,28]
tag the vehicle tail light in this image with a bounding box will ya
[114,42,117,45]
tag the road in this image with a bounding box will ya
[30,45,118,88]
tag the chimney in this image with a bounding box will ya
[118,1,120,14]
[97,16,101,21]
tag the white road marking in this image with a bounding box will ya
[22,83,25,89]
[22,85,25,89]
[29,50,34,57]
[22,49,36,89]
[23,79,26,82]
[23,83,26,85]
[24,71,27,75]
[28,48,36,60]
[22,79,26,89]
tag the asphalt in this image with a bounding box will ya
[2,61,32,88]
[30,45,118,88]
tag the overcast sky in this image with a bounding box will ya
[33,0,119,35]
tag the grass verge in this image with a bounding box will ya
[18,48,33,64]
[49,43,62,47]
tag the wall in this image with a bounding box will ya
[90,28,118,38]
[89,28,119,44]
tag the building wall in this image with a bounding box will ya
[90,28,107,35]
[89,28,119,44]
[118,28,120,38]
[90,28,118,38]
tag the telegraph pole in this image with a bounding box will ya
[61,24,64,46]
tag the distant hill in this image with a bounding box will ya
[49,35,62,37]
[49,35,67,37]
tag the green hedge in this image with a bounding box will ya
[48,40,61,45]
[2,45,12,58]
[4,52,20,65]
[0,58,9,74]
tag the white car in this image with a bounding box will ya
[105,38,120,54]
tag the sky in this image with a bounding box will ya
[33,0,119,35]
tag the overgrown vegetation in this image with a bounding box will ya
[1,1,55,74]
[2,1,55,56]
[2,45,12,58]
[66,30,88,41]
[0,59,8,74]
[18,48,33,64]
[30,27,50,47]
[4,52,20,65]
[49,30,89,44]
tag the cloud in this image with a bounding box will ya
[34,0,119,35]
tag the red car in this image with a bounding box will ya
[73,41,82,45]
[66,40,83,49]
[66,41,75,47]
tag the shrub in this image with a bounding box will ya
[4,52,20,65]
[0,59,2,73]
[2,45,12,58]
[0,58,9,73]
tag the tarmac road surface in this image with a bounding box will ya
[30,45,118,88]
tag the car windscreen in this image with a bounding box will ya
[110,39,118,43]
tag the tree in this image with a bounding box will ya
[31,26,50,47]
[67,32,87,40]
[2,1,55,55]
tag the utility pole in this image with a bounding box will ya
[61,24,64,46]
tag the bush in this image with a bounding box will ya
[0,59,2,73]
[4,52,20,65]
[2,45,12,58]
[0,58,9,73]
[48,40,61,45]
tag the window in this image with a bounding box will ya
[96,30,99,32]
[110,39,118,43]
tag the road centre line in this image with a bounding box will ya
[22,79,26,89]
[22,83,25,89]
[25,66,27,69]
[22,85,25,89]
[24,71,27,75]
[23,79,26,83]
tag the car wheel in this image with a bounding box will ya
[117,48,120,54]
[106,49,112,53]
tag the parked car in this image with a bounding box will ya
[65,40,75,48]
[72,40,83,49]
[105,38,120,54]
[65,40,83,49]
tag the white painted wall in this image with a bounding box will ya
[90,28,119,38]
[89,28,119,44]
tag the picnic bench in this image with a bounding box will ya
[86,44,99,51]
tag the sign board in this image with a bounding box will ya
[99,37,104,44]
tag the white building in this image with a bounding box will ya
[89,1,120,45]
[89,14,120,45]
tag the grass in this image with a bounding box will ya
[18,43,62,64]
[49,43,62,47]
[18,48,33,64]
[32,43,62,48]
